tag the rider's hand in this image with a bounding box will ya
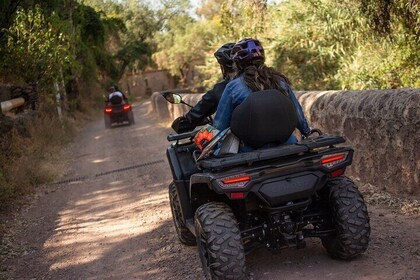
[172,116,195,134]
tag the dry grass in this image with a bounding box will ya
[359,181,420,215]
[0,113,75,208]
[0,112,77,279]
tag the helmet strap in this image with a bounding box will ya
[221,65,236,80]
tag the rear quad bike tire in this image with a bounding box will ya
[104,115,111,128]
[128,111,135,125]
[169,183,196,246]
[321,176,370,260]
[195,202,246,280]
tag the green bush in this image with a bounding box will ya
[154,0,419,91]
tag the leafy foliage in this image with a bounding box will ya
[153,0,419,91]
[1,0,418,95]
[0,0,160,103]
[154,16,219,87]
[219,0,268,39]
[267,0,368,89]
[82,0,160,79]
[0,6,74,84]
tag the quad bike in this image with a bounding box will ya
[103,97,135,128]
[163,92,370,280]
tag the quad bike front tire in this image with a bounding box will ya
[169,183,196,246]
[321,176,371,260]
[104,115,111,128]
[195,202,246,280]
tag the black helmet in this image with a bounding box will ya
[214,42,235,68]
[231,38,265,67]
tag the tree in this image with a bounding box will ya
[153,14,196,86]
[267,0,368,89]
[0,6,74,85]
[80,0,160,77]
[196,0,225,20]
[219,0,268,39]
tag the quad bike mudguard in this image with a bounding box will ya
[166,143,199,223]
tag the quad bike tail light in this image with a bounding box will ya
[330,168,346,177]
[230,192,245,200]
[321,152,348,169]
[218,175,251,189]
[123,105,131,110]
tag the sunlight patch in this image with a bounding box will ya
[44,187,171,271]
[92,158,109,163]
[134,125,152,131]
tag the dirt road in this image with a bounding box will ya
[2,102,419,279]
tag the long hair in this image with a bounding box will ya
[240,59,291,95]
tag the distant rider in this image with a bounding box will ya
[107,86,127,105]
[171,43,236,133]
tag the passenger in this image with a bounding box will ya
[213,38,311,150]
[171,43,236,133]
[107,86,127,105]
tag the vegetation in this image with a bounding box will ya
[155,0,419,90]
[1,0,417,105]
[150,0,418,90]
[0,115,74,205]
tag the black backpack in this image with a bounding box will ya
[230,89,298,149]
[110,95,123,105]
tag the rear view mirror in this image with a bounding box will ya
[162,92,182,104]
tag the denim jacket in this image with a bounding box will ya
[214,75,311,146]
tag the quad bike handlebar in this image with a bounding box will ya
[163,91,213,134]
[167,128,200,142]
[301,128,323,140]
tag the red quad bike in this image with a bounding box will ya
[104,98,135,128]
[162,92,370,280]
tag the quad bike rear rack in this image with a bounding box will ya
[197,134,345,171]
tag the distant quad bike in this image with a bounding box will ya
[104,95,135,128]
[163,92,370,280]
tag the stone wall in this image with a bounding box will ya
[296,89,419,195]
[150,89,420,195]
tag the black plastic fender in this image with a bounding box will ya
[166,147,194,222]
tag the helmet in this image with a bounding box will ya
[214,42,235,68]
[231,38,265,66]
